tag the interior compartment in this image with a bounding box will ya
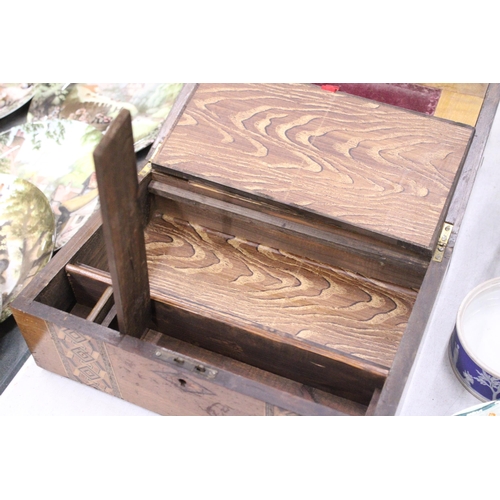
[33,174,422,406]
[144,211,416,370]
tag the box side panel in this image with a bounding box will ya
[151,300,386,405]
[13,309,122,398]
[13,308,265,414]
[13,304,358,415]
[105,342,267,416]
[13,310,67,378]
[147,332,367,416]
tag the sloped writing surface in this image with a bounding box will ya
[155,83,474,252]
[145,214,416,369]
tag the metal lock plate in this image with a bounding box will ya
[154,348,218,380]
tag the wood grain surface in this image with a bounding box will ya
[154,83,473,251]
[144,213,416,369]
[150,174,429,288]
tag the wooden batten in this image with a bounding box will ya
[93,109,151,339]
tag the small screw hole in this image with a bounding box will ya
[195,365,206,373]
[174,357,184,365]
[178,379,186,387]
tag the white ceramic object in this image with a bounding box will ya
[449,277,500,401]
[453,400,500,416]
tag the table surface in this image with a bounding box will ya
[397,98,500,415]
[2,94,500,416]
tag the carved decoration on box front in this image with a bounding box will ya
[265,403,299,416]
[48,323,121,398]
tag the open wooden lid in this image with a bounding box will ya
[152,83,474,255]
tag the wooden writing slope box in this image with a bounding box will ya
[11,83,500,415]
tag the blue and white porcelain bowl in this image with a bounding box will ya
[449,277,500,401]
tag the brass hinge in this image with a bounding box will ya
[432,222,453,262]
[138,161,152,179]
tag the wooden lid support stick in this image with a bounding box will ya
[93,109,151,338]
